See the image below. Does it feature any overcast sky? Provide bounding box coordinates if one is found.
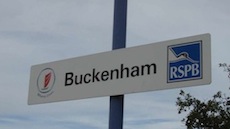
[1,0,230,129]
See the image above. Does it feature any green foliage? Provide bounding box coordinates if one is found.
[176,90,230,129]
[176,63,230,128]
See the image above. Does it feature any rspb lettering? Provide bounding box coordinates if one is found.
[168,41,202,82]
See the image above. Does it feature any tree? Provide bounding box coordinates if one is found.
[219,63,230,79]
[176,63,230,129]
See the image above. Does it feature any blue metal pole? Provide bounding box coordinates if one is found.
[109,0,127,129]
[112,0,127,50]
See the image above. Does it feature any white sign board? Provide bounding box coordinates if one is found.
[28,34,211,105]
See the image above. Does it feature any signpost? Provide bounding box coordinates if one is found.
[109,0,127,129]
[28,33,211,105]
[28,1,211,129]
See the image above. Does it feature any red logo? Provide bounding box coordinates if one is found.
[37,68,55,96]
[44,72,51,89]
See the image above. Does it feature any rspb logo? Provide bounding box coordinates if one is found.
[167,41,202,83]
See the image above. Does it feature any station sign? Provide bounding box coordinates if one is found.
[28,34,211,105]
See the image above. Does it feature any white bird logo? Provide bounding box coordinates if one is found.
[169,48,199,63]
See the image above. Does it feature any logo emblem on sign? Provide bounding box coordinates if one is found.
[37,68,55,97]
[167,41,202,83]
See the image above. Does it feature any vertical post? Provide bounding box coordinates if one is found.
[109,0,127,129]
[112,0,127,49]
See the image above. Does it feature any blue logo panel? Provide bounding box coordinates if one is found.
[167,41,202,83]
